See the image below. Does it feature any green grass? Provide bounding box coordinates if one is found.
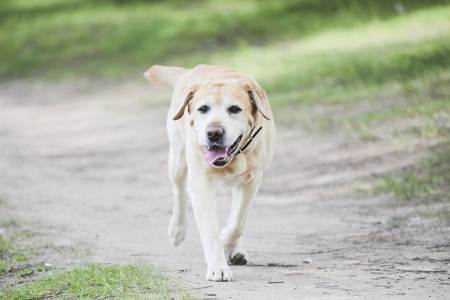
[1,220,19,228]
[12,253,29,263]
[0,224,48,279]
[372,142,450,204]
[200,6,450,111]
[1,0,448,82]
[0,225,193,299]
[0,263,193,300]
[0,235,14,266]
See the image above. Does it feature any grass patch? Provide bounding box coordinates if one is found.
[386,218,402,229]
[372,142,450,205]
[373,174,438,202]
[0,235,14,265]
[0,223,48,280]
[1,220,19,228]
[13,254,29,263]
[0,222,193,299]
[415,207,450,223]
[0,263,193,300]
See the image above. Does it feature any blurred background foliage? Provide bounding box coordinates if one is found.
[1,0,449,82]
[2,0,449,124]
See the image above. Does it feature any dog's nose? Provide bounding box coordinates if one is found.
[206,127,224,142]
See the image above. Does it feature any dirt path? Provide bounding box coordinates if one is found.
[0,81,449,299]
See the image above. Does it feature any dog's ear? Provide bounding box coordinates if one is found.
[243,81,271,120]
[173,87,196,120]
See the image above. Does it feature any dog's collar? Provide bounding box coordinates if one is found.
[235,126,263,157]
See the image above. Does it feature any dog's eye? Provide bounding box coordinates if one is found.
[198,105,210,114]
[228,105,242,114]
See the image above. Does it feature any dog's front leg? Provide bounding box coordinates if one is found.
[221,173,263,265]
[188,177,233,282]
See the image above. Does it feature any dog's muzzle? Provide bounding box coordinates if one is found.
[204,135,242,168]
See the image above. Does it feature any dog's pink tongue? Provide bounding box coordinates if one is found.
[205,146,228,164]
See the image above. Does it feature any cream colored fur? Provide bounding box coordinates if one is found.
[145,64,276,281]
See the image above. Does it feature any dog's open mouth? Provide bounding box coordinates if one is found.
[204,135,242,167]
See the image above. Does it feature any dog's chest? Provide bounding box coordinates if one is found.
[216,155,260,187]
[219,169,256,187]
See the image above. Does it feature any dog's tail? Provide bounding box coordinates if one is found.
[144,65,188,88]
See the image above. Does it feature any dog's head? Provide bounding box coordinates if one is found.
[173,79,270,168]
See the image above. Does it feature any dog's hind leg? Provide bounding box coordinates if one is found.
[221,173,263,265]
[167,143,188,247]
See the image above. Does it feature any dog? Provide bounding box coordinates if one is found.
[144,64,276,281]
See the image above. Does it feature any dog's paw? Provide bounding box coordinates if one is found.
[230,251,248,265]
[168,219,187,247]
[206,265,233,282]
[223,238,249,265]
[226,246,249,265]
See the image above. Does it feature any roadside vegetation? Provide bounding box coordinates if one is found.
[1,0,449,296]
[0,220,53,295]
[1,263,193,300]
[0,220,38,278]
[0,219,193,299]
[372,142,450,206]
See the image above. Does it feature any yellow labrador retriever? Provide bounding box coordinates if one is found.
[144,64,275,281]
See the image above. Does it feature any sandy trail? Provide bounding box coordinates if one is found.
[0,81,449,299]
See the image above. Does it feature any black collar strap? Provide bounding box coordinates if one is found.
[235,126,263,156]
